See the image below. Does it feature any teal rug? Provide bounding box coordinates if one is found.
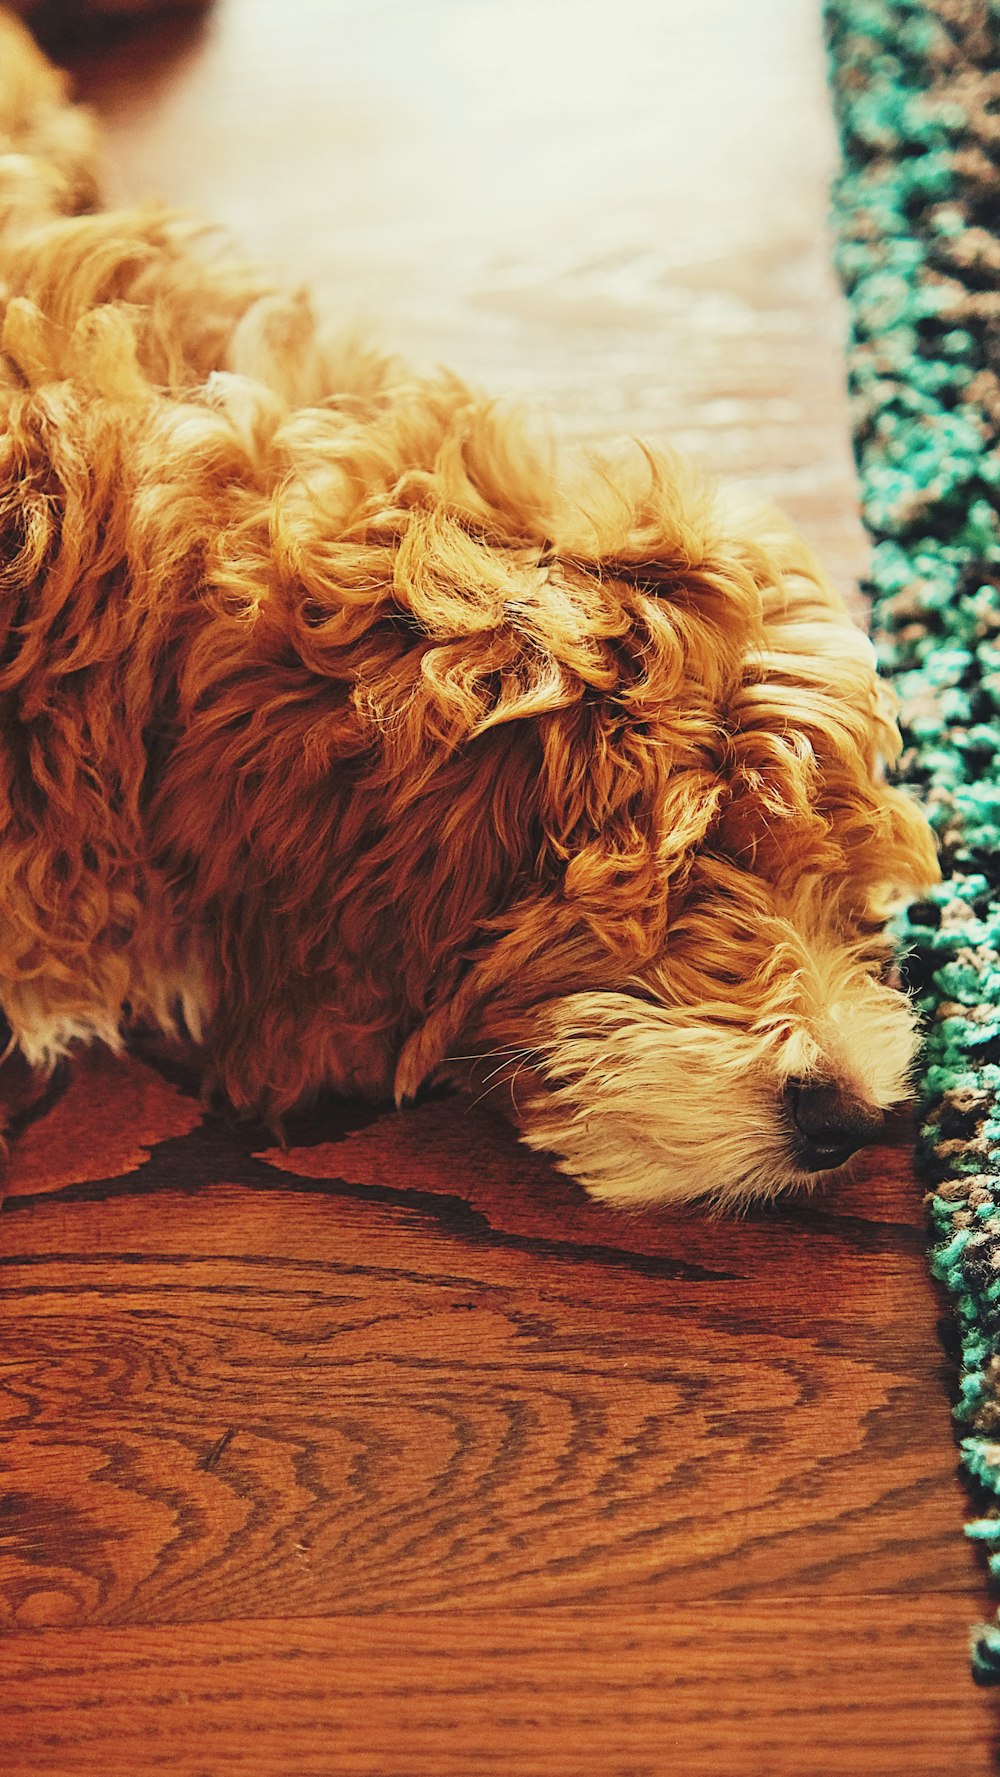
[826,0,1000,1682]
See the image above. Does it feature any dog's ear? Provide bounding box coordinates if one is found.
[387,531,775,1103]
[527,667,725,962]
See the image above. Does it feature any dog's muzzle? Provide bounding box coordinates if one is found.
[784,1079,885,1171]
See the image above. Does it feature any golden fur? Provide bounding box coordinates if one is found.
[0,11,938,1206]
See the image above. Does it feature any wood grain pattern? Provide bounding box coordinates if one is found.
[0,1604,993,1777]
[0,1159,977,1625]
[2,0,999,1771]
[2,1052,1000,1772]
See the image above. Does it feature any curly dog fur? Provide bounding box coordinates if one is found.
[0,10,938,1207]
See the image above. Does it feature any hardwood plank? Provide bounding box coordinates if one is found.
[1,1605,995,1777]
[0,1074,984,1627]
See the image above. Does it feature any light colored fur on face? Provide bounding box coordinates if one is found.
[0,10,938,1207]
[489,911,924,1210]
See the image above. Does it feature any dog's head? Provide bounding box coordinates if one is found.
[473,874,928,1211]
[389,456,937,1209]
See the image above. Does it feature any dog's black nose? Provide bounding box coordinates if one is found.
[784,1080,885,1171]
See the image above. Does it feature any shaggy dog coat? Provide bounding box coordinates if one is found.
[0,10,938,1206]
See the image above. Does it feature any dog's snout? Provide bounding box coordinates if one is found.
[784,1080,885,1171]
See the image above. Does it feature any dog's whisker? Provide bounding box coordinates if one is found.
[479,1051,538,1086]
[465,1048,542,1108]
[442,1045,535,1066]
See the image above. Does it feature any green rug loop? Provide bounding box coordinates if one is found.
[825,0,1000,1682]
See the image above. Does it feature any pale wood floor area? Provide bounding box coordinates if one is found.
[2,1,999,1772]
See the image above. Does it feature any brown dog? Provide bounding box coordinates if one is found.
[0,10,938,1206]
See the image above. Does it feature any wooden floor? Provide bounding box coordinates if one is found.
[2,0,999,1771]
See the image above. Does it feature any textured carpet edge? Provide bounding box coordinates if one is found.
[825,0,1000,1683]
